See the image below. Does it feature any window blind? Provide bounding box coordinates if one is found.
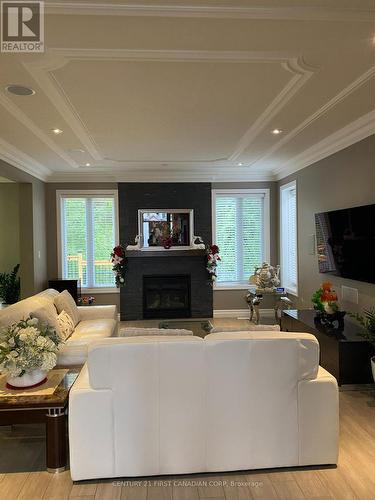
[215,193,265,283]
[60,194,116,288]
[280,182,298,293]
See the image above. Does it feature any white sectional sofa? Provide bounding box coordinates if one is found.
[69,332,339,481]
[0,289,118,365]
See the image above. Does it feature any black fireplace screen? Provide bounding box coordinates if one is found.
[143,275,191,319]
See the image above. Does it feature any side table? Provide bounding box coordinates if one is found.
[245,288,293,324]
[0,367,80,472]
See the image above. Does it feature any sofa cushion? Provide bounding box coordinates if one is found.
[56,318,117,366]
[54,290,80,327]
[73,318,117,340]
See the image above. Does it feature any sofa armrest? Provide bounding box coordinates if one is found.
[77,305,117,322]
[298,366,339,466]
[69,364,114,480]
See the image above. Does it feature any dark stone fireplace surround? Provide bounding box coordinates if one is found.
[119,183,213,321]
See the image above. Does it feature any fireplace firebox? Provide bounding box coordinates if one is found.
[143,275,191,319]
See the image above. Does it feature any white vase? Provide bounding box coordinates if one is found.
[7,369,47,389]
[371,357,375,383]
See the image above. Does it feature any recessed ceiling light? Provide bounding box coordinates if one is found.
[271,128,283,135]
[6,84,35,96]
[238,162,243,166]
[52,128,63,135]
[85,163,91,167]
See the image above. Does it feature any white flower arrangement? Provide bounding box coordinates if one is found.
[0,317,63,378]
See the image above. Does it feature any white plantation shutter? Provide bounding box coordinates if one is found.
[214,191,268,284]
[280,181,298,294]
[59,192,117,288]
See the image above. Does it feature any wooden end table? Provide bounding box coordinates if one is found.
[0,367,80,473]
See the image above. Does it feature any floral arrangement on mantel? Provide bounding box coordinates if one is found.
[0,317,63,388]
[111,244,126,287]
[206,244,221,285]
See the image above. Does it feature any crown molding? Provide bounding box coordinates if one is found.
[46,165,274,183]
[45,3,375,22]
[22,56,102,161]
[249,64,375,169]
[273,108,375,180]
[0,138,50,182]
[228,57,316,161]
[48,47,295,63]
[0,91,79,169]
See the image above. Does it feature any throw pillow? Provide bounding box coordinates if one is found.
[31,305,62,338]
[54,290,80,327]
[57,310,75,340]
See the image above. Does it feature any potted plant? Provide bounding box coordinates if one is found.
[349,308,375,382]
[0,317,63,389]
[0,264,20,305]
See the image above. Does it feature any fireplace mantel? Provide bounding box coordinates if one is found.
[125,249,206,258]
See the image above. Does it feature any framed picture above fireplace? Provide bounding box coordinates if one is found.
[138,209,194,249]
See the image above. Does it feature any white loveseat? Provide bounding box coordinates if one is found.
[0,289,118,366]
[69,332,339,481]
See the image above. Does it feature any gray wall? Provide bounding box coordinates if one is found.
[0,160,47,297]
[0,183,20,273]
[212,181,278,311]
[279,134,375,313]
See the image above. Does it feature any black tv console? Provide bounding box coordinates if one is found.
[281,309,375,386]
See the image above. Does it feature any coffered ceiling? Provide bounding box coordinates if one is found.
[1,0,375,182]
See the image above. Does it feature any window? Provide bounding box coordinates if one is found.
[280,181,298,295]
[57,191,118,290]
[212,189,270,286]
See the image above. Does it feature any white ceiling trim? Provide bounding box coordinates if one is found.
[250,63,375,168]
[46,167,274,183]
[45,2,375,22]
[228,57,316,161]
[274,108,375,180]
[22,55,102,161]
[49,48,296,63]
[24,48,315,167]
[0,138,50,181]
[0,91,79,169]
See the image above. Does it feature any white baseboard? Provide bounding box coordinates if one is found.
[213,308,274,318]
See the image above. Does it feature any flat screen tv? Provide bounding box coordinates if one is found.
[315,203,375,284]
